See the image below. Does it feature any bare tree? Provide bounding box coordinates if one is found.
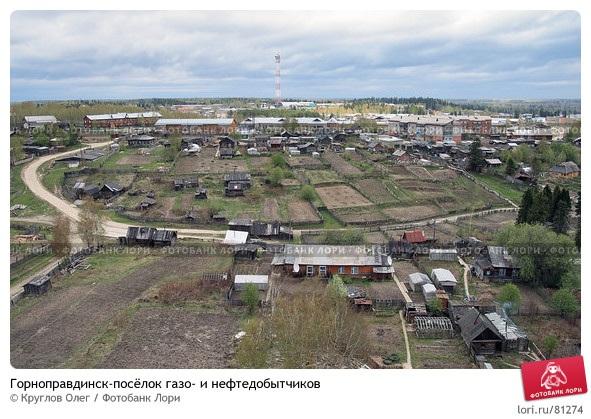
[77,199,106,248]
[50,215,72,257]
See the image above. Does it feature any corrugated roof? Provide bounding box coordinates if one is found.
[431,268,458,285]
[86,112,161,120]
[271,244,390,267]
[155,118,234,126]
[403,230,426,243]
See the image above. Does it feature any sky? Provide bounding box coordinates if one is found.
[9,9,582,102]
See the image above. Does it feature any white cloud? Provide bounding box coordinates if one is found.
[10,10,581,100]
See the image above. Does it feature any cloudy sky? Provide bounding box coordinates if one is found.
[10,10,581,102]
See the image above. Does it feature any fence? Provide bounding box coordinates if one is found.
[10,244,50,268]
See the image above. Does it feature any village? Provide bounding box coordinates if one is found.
[10,102,581,370]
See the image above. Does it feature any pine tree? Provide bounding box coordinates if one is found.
[516,187,534,224]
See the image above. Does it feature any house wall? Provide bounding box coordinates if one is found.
[299,264,385,279]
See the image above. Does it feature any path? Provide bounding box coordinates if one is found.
[457,256,471,299]
[19,143,225,241]
[399,310,413,369]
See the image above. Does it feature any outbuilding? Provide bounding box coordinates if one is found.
[234,275,269,291]
[408,272,431,292]
[431,268,458,293]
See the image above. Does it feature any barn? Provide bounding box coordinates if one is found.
[431,268,458,293]
[408,272,431,292]
[23,275,52,296]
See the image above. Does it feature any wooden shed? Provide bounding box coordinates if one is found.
[23,275,52,296]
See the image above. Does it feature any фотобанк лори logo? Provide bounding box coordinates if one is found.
[521,356,587,401]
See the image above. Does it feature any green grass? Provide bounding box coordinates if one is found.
[10,252,55,286]
[10,164,57,216]
[472,172,524,204]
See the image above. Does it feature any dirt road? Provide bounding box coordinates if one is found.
[20,143,225,241]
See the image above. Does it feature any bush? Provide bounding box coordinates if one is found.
[551,288,579,318]
[496,283,521,315]
[241,283,260,313]
[300,185,316,201]
[543,334,559,357]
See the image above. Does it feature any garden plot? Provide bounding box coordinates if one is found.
[306,169,344,185]
[99,309,238,369]
[381,204,443,222]
[286,156,325,169]
[332,207,389,224]
[430,168,459,182]
[287,200,322,224]
[115,153,155,166]
[261,198,280,221]
[323,152,363,175]
[315,185,372,209]
[354,178,398,204]
[248,156,271,171]
[173,147,248,174]
[11,247,230,368]
[388,165,415,180]
[406,165,436,180]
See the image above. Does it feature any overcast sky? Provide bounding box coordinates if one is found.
[10,10,581,102]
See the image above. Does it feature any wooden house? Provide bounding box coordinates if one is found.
[225,181,247,197]
[402,230,426,243]
[194,188,208,199]
[23,275,52,296]
[173,178,199,190]
[151,229,177,247]
[233,243,259,260]
[473,246,520,280]
[100,182,123,199]
[139,197,157,210]
[548,161,580,178]
[126,134,156,147]
[368,142,386,153]
[271,244,394,280]
[121,226,177,247]
[458,308,504,356]
[392,149,410,161]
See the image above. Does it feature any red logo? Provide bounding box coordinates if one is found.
[521,356,587,401]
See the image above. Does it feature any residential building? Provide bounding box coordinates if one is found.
[154,118,236,135]
[473,246,520,280]
[83,112,161,128]
[271,244,394,280]
[548,161,580,178]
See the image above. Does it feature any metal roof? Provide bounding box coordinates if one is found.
[486,246,518,269]
[485,312,527,341]
[234,275,269,284]
[86,112,161,120]
[408,272,431,290]
[431,268,458,285]
[155,118,234,126]
[271,244,390,267]
[223,230,248,245]
[549,161,580,174]
[24,115,58,123]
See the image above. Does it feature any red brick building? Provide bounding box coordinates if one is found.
[83,112,162,128]
[154,118,236,135]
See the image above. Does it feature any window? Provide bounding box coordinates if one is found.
[319,266,327,276]
[351,267,359,275]
[338,267,345,275]
[307,266,314,276]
